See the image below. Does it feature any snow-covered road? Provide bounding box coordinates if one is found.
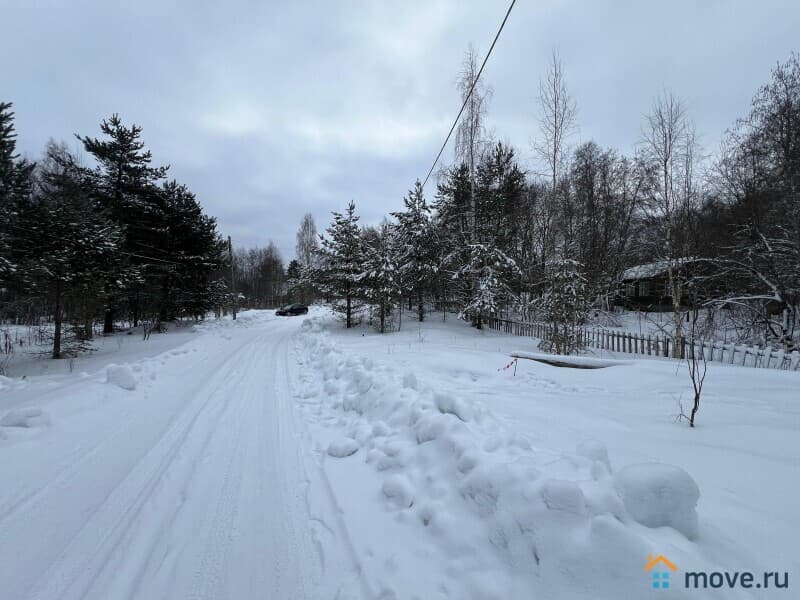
[0,313,326,600]
[2,308,797,599]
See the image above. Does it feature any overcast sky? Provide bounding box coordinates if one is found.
[3,0,798,260]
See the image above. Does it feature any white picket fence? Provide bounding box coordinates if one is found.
[485,317,800,371]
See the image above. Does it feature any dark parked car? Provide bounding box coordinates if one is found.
[276,303,308,316]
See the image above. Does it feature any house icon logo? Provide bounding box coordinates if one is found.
[645,554,679,589]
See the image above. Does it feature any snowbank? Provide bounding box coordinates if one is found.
[614,463,700,539]
[327,437,359,458]
[295,317,708,598]
[105,364,137,390]
[0,407,51,428]
[511,351,633,369]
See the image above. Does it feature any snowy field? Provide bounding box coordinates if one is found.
[1,307,797,599]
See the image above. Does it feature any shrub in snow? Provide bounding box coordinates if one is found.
[106,364,137,390]
[327,438,359,458]
[614,463,700,539]
[0,407,51,428]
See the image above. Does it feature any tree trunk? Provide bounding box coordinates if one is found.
[379,301,385,334]
[83,299,93,340]
[103,303,114,335]
[52,280,62,359]
[346,292,351,329]
[417,289,424,322]
[668,264,683,358]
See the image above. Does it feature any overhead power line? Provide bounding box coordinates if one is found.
[420,0,517,191]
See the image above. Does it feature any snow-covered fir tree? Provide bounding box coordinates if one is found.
[316,200,365,328]
[392,180,437,322]
[454,243,520,329]
[78,114,170,331]
[0,102,34,285]
[536,257,588,355]
[18,142,124,357]
[359,222,401,333]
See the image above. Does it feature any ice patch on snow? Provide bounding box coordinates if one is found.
[327,437,359,458]
[614,462,700,539]
[106,364,137,390]
[0,407,51,428]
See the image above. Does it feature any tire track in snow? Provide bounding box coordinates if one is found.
[2,316,325,600]
[26,333,261,600]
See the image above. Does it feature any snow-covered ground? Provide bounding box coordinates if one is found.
[1,307,797,599]
[0,320,200,378]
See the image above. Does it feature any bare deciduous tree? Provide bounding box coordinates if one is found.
[533,50,578,266]
[639,92,698,357]
[454,44,493,236]
[295,213,318,269]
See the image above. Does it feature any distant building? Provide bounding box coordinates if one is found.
[617,258,700,310]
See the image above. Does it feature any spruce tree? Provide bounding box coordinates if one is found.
[360,222,400,333]
[0,102,34,286]
[316,200,365,328]
[157,180,225,322]
[19,142,123,357]
[392,180,436,322]
[454,243,519,329]
[537,258,588,355]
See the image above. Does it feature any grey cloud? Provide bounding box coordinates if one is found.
[3,0,797,259]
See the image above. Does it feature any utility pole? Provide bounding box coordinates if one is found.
[228,235,237,320]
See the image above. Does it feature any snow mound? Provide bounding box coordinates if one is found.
[106,364,137,390]
[0,407,51,428]
[614,463,700,539]
[327,437,359,458]
[295,320,707,597]
[382,474,415,508]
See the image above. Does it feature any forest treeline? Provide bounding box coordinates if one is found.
[298,51,800,354]
[0,110,230,357]
[2,50,798,359]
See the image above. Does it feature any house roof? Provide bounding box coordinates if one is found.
[645,554,678,572]
[621,257,698,281]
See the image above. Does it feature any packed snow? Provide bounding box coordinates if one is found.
[0,406,50,428]
[105,363,137,390]
[0,307,797,599]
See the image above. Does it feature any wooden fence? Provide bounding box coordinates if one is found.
[485,316,800,371]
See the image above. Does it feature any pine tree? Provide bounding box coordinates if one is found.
[316,200,365,328]
[18,142,123,357]
[0,102,34,286]
[454,243,519,329]
[78,114,168,331]
[434,163,472,314]
[286,259,303,301]
[392,180,436,321]
[537,257,588,355]
[156,180,226,322]
[360,222,400,333]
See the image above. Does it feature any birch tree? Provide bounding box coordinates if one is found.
[533,50,577,265]
[639,92,697,357]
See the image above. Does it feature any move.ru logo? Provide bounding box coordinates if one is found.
[645,554,679,590]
